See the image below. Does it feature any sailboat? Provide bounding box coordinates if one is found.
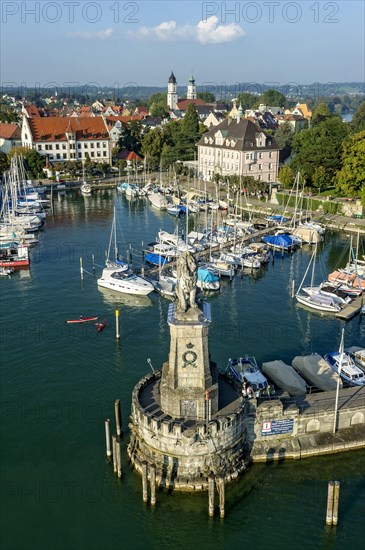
[295,245,345,313]
[80,162,92,195]
[97,207,154,296]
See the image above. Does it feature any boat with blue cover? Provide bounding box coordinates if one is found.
[262,233,297,252]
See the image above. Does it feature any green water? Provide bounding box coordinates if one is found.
[1,191,364,550]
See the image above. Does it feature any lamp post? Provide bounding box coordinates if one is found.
[333,328,345,434]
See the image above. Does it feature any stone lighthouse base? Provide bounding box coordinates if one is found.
[127,371,248,491]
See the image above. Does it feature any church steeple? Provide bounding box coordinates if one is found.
[167,70,178,109]
[187,72,197,100]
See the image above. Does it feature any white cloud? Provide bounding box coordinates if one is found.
[67,28,113,40]
[128,16,245,44]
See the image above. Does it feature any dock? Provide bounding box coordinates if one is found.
[336,294,365,320]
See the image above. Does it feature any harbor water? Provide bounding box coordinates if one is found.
[1,190,364,550]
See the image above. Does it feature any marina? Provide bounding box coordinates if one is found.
[1,188,364,549]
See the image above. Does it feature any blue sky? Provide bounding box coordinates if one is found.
[1,1,364,90]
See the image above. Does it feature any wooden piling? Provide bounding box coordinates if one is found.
[80,257,84,279]
[92,254,95,274]
[218,476,225,519]
[112,435,118,473]
[115,437,122,478]
[332,481,340,526]
[115,309,120,340]
[142,461,148,503]
[114,399,123,438]
[208,473,215,517]
[150,464,156,506]
[326,481,334,525]
[291,279,295,298]
[105,418,112,457]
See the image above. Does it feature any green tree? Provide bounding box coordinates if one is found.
[117,121,143,154]
[0,151,10,178]
[278,165,295,187]
[291,117,349,188]
[197,92,216,103]
[180,104,200,159]
[312,166,327,190]
[311,102,333,126]
[148,93,167,107]
[335,130,365,201]
[8,146,46,178]
[141,127,166,170]
[255,89,287,108]
[274,122,293,150]
[350,101,365,134]
[236,92,257,110]
[149,100,169,118]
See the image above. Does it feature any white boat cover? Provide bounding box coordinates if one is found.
[262,360,307,396]
[292,354,342,391]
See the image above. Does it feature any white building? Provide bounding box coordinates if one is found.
[167,71,178,110]
[21,115,111,163]
[187,74,197,100]
[197,117,280,183]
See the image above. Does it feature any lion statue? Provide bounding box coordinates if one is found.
[176,251,198,312]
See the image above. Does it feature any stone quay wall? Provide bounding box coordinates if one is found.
[127,371,247,491]
[246,386,365,462]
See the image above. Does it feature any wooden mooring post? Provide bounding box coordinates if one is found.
[218,476,225,519]
[80,257,84,279]
[150,464,156,506]
[332,481,340,526]
[326,481,335,525]
[142,461,148,503]
[114,399,123,438]
[112,435,118,474]
[115,437,122,478]
[208,473,215,517]
[291,279,295,298]
[105,418,112,458]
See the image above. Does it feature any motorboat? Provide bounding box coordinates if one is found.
[0,243,30,268]
[207,257,235,277]
[148,192,169,210]
[227,356,268,394]
[158,231,196,254]
[324,351,365,386]
[262,233,297,252]
[345,347,365,372]
[80,183,92,195]
[196,266,220,290]
[292,354,341,391]
[262,360,307,396]
[97,265,154,296]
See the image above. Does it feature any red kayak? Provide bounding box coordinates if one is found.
[66,316,98,324]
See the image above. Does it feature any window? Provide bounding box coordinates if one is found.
[246,153,249,160]
[78,143,81,149]
[84,143,88,148]
[91,152,95,157]
[55,144,59,150]
[62,144,66,150]
[78,152,82,158]
[259,152,263,159]
[269,152,273,158]
[63,153,66,159]
[56,153,60,159]
[97,142,100,148]
[249,165,252,171]
[259,164,262,170]
[49,155,53,160]
[25,133,28,140]
[90,143,94,149]
[102,142,107,148]
[258,175,262,181]
[38,145,42,151]
[268,174,272,181]
[269,163,272,169]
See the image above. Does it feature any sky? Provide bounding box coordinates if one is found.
[1,0,364,93]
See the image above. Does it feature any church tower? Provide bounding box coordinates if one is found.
[187,74,197,100]
[167,70,178,110]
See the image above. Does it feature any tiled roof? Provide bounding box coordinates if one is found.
[0,123,21,140]
[197,118,280,151]
[176,98,207,110]
[116,150,143,161]
[24,104,41,117]
[105,115,144,128]
[295,103,312,118]
[28,116,109,142]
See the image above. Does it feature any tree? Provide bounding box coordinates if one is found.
[197,92,215,103]
[350,102,365,134]
[335,131,365,201]
[274,122,294,150]
[149,100,169,118]
[8,146,46,178]
[311,102,333,126]
[290,117,349,188]
[278,165,295,187]
[180,104,200,160]
[236,92,257,111]
[148,93,167,107]
[312,166,327,190]
[117,121,143,154]
[255,89,287,108]
[0,151,10,178]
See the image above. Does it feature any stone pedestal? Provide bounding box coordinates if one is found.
[160,303,218,421]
